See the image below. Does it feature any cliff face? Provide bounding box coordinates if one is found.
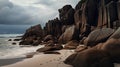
[20,0,120,45]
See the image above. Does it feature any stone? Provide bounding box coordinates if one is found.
[12,42,17,45]
[14,39,21,41]
[43,35,55,42]
[20,24,43,46]
[59,5,75,25]
[109,27,120,39]
[58,25,79,44]
[100,38,120,63]
[36,44,63,52]
[64,40,79,49]
[8,39,12,41]
[65,48,114,67]
[75,45,87,52]
[84,28,114,47]
[43,18,62,38]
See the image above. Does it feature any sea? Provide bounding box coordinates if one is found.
[0,34,42,59]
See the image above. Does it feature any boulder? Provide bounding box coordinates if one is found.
[43,35,55,42]
[59,5,75,25]
[8,39,12,41]
[58,25,79,44]
[64,40,79,49]
[12,42,17,45]
[65,48,114,67]
[36,44,63,52]
[84,28,114,47]
[14,39,21,41]
[36,46,52,52]
[43,18,62,38]
[20,24,43,46]
[109,27,120,39]
[100,38,120,63]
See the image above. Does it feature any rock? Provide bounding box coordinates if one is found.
[36,44,63,52]
[59,25,79,44]
[43,35,56,43]
[59,5,75,25]
[14,39,21,41]
[106,1,118,28]
[64,40,79,49]
[64,53,78,65]
[26,54,33,58]
[36,46,52,52]
[118,2,120,20]
[44,51,61,54]
[12,42,16,45]
[84,28,114,47]
[20,24,43,46]
[109,27,120,39]
[100,38,120,63]
[52,44,63,50]
[86,0,99,26]
[65,48,114,67]
[8,39,12,41]
[43,18,62,38]
[75,45,88,52]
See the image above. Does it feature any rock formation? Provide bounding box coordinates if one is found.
[19,24,43,46]
[18,0,120,67]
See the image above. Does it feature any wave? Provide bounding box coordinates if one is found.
[0,34,23,38]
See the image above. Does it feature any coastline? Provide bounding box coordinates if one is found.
[2,49,74,67]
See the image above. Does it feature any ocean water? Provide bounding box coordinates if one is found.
[0,34,43,59]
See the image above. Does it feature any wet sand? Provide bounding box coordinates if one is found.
[2,50,74,67]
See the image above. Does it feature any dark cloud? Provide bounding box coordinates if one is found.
[0,0,40,25]
[0,0,80,34]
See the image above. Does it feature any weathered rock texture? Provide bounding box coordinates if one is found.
[19,24,43,46]
[20,0,120,46]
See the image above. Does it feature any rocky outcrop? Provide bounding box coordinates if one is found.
[59,5,75,25]
[43,18,62,38]
[20,24,43,46]
[58,25,79,44]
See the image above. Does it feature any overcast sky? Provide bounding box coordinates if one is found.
[0,0,79,34]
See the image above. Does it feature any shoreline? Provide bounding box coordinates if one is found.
[2,49,74,67]
[1,49,120,67]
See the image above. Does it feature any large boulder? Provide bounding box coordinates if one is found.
[58,25,79,44]
[84,28,114,47]
[100,38,120,63]
[43,18,62,38]
[64,48,114,67]
[96,28,120,63]
[64,40,79,49]
[20,24,43,46]
[59,5,75,25]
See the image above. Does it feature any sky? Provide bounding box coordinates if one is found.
[0,0,79,34]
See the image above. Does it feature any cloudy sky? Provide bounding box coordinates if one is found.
[0,0,79,34]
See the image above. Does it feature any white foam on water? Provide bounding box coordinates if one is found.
[0,34,44,59]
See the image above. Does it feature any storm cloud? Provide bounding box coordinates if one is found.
[0,0,79,34]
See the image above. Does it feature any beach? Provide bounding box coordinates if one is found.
[2,50,74,67]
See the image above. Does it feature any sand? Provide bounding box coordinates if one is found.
[2,49,120,67]
[2,50,74,67]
